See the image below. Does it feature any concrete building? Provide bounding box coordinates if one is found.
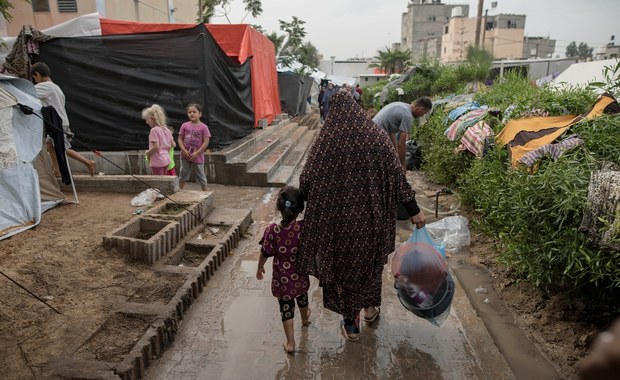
[594,36,619,60]
[482,14,526,60]
[358,73,389,87]
[0,0,198,37]
[401,0,469,60]
[318,59,380,78]
[523,37,556,59]
[441,12,526,62]
[441,13,477,62]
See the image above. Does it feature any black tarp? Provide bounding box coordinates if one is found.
[36,24,254,151]
[277,72,312,116]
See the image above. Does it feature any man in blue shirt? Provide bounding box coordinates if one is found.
[373,97,432,172]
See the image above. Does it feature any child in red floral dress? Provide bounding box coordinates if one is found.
[256,186,311,354]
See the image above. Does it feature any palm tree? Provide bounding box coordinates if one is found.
[368,47,413,75]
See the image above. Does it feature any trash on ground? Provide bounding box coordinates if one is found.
[426,215,471,254]
[475,287,488,294]
[131,188,161,206]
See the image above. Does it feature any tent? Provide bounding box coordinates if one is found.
[36,24,255,150]
[99,18,281,127]
[0,75,64,241]
[553,59,620,90]
[277,72,314,116]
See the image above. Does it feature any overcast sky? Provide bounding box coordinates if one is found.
[212,0,619,60]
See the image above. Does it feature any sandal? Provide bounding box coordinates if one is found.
[363,306,381,324]
[340,320,360,341]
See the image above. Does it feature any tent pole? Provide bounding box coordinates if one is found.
[65,152,79,204]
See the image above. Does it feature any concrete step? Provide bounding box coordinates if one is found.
[266,129,317,187]
[209,119,294,164]
[244,126,309,187]
[226,121,299,169]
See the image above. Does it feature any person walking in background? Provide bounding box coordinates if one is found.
[31,62,96,176]
[256,186,312,354]
[321,82,337,120]
[373,97,433,172]
[178,103,210,191]
[142,104,174,175]
[298,92,426,342]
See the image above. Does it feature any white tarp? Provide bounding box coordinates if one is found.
[0,13,102,60]
[0,75,47,240]
[325,75,356,86]
[553,58,620,90]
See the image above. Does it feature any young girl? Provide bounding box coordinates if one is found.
[178,104,211,191]
[256,186,311,354]
[142,104,174,175]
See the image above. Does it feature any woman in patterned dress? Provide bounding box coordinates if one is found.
[298,92,426,341]
[256,186,311,354]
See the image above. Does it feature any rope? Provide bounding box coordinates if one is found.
[16,103,215,234]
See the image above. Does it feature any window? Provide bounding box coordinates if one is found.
[507,20,518,29]
[444,25,449,34]
[32,0,50,12]
[428,16,436,22]
[485,21,494,30]
[57,0,78,12]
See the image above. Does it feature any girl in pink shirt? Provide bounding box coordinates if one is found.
[178,104,211,190]
[142,104,174,175]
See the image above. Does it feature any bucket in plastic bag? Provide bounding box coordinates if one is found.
[391,238,455,326]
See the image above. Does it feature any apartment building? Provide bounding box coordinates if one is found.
[441,12,526,62]
[0,0,199,37]
[523,37,556,59]
[401,0,470,60]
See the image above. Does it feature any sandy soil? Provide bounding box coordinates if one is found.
[0,181,596,379]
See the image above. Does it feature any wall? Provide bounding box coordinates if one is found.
[1,0,197,37]
[441,16,477,62]
[523,37,556,59]
[318,59,379,77]
[401,2,469,60]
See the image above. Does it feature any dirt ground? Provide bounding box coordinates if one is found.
[0,179,596,379]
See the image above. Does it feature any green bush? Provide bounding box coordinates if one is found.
[361,79,388,110]
[415,107,474,186]
[421,69,620,302]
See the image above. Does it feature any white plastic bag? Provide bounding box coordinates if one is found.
[130,188,160,207]
[426,216,471,254]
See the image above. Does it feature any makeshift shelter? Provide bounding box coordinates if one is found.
[553,58,620,90]
[36,24,255,150]
[277,72,314,116]
[497,93,620,167]
[0,75,64,241]
[99,18,281,127]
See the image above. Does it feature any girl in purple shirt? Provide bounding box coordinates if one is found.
[257,186,311,354]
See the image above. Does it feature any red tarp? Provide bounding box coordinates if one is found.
[100,18,281,127]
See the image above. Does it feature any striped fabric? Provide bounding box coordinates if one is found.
[458,121,494,157]
[445,108,488,141]
[518,135,584,167]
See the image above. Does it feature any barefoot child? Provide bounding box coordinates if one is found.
[178,104,210,191]
[256,186,311,354]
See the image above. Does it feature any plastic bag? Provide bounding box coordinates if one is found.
[426,216,471,255]
[407,226,446,258]
[405,140,423,170]
[130,188,160,207]
[391,228,455,326]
